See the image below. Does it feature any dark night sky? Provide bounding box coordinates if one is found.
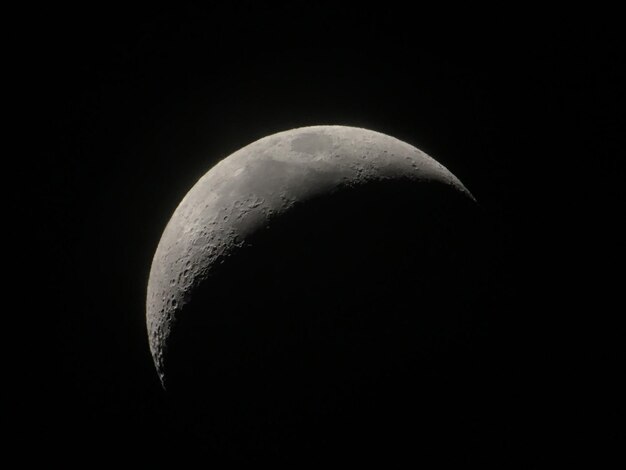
[18,4,624,465]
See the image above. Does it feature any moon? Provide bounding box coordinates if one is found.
[146,125,488,459]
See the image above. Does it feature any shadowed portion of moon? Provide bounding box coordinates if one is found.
[147,126,495,462]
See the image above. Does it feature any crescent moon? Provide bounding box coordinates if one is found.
[147,125,477,401]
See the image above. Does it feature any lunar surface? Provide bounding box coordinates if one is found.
[146,125,490,460]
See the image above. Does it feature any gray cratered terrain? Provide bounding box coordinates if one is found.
[146,125,488,459]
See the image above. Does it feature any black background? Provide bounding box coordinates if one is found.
[20,4,623,465]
